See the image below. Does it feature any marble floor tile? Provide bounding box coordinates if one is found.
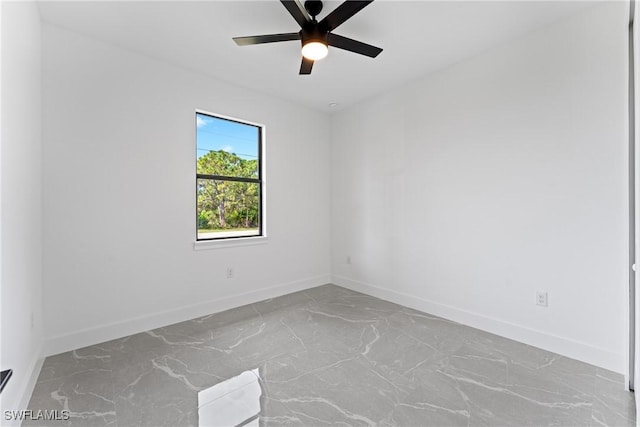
[302,283,360,303]
[261,357,404,426]
[388,368,473,427]
[111,349,201,427]
[386,307,473,355]
[252,290,316,317]
[358,318,446,381]
[25,284,635,426]
[443,360,593,426]
[36,344,112,383]
[591,369,636,427]
[24,368,116,427]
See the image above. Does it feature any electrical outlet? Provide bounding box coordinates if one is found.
[226,268,234,279]
[346,255,351,265]
[536,291,548,307]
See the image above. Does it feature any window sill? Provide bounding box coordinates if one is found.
[193,236,268,251]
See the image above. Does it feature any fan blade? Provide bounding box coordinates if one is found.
[327,33,382,58]
[319,1,373,32]
[281,0,311,27]
[300,57,314,74]
[233,33,301,46]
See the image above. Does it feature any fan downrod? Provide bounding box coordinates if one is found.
[304,1,323,19]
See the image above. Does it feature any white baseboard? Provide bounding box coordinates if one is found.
[332,274,624,374]
[43,272,624,373]
[44,275,330,357]
[636,392,640,427]
[0,343,44,427]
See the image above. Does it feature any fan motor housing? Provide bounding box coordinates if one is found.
[300,24,327,46]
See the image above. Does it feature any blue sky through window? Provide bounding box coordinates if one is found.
[196,113,259,161]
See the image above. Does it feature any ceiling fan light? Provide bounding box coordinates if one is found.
[302,41,328,60]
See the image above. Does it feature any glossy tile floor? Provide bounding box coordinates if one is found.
[26,284,635,426]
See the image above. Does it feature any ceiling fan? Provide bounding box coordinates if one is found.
[233,0,383,75]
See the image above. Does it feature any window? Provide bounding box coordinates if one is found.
[196,112,263,241]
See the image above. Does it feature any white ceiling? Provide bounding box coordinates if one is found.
[37,0,600,113]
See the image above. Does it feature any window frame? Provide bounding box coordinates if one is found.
[194,110,266,244]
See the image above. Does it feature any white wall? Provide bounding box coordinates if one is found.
[42,24,331,354]
[0,1,45,420]
[633,0,640,397]
[331,2,629,373]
